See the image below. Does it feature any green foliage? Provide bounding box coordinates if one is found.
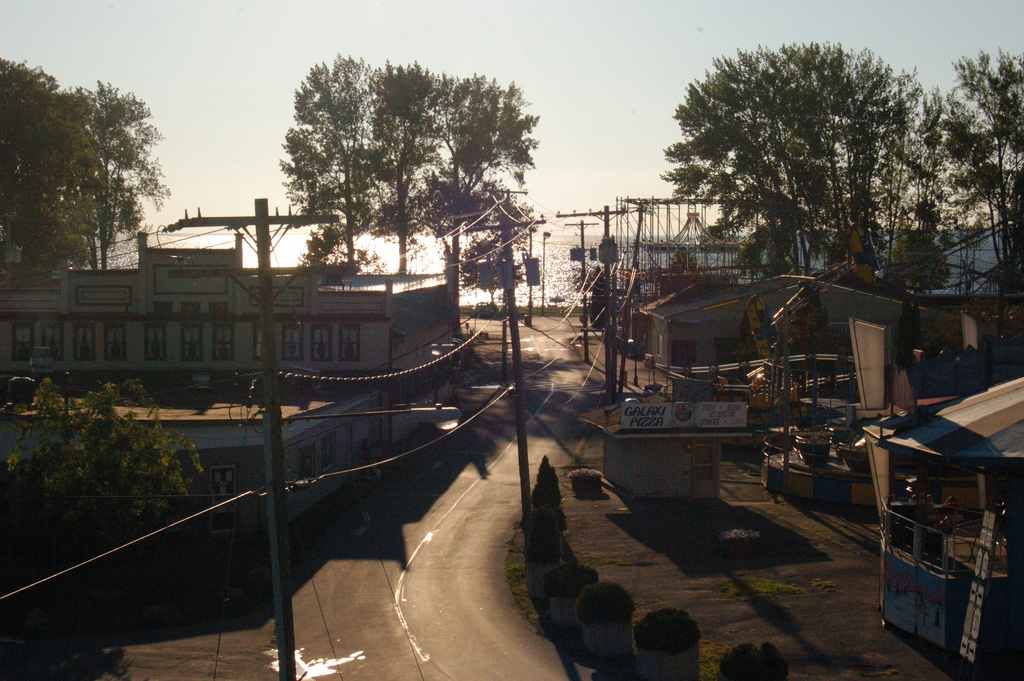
[525,506,561,564]
[8,379,200,550]
[634,608,701,654]
[890,230,952,291]
[533,455,561,509]
[576,581,634,625]
[543,562,598,598]
[81,81,168,270]
[719,642,788,681]
[0,59,95,272]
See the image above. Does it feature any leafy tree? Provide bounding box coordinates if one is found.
[664,44,917,275]
[944,51,1024,288]
[282,56,378,266]
[81,82,168,270]
[459,232,525,305]
[372,62,439,274]
[8,379,200,551]
[0,59,94,272]
[890,229,951,291]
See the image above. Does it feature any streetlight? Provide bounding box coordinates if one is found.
[541,231,552,316]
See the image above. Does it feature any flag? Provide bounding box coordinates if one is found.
[741,295,775,358]
[850,224,878,285]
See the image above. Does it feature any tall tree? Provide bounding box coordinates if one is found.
[664,44,917,275]
[0,59,94,272]
[944,51,1024,286]
[82,81,168,270]
[372,62,439,274]
[282,56,377,266]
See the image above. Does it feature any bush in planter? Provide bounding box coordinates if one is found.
[718,642,788,681]
[544,562,598,628]
[525,507,562,597]
[635,608,701,681]
[577,581,635,657]
[534,456,562,508]
[568,467,602,494]
[531,484,566,529]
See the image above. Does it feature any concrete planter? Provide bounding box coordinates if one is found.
[636,645,699,681]
[526,562,558,598]
[548,596,578,628]
[571,475,602,496]
[581,620,633,657]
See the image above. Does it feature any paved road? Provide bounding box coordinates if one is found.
[5,317,604,681]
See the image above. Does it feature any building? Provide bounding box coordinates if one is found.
[0,234,457,534]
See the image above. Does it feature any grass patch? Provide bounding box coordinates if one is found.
[811,578,838,592]
[700,639,730,681]
[719,577,805,599]
[504,530,542,631]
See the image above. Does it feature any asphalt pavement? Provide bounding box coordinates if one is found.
[4,317,605,681]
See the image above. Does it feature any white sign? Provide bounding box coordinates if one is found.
[619,402,748,430]
[620,403,674,429]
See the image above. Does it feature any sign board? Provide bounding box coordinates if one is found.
[619,402,748,430]
[154,265,227,295]
[76,285,132,306]
[959,510,997,663]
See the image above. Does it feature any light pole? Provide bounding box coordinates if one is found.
[541,231,551,316]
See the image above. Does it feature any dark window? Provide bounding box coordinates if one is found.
[181,324,202,361]
[252,324,262,361]
[153,301,173,316]
[12,323,33,361]
[145,324,167,361]
[180,301,202,317]
[210,466,236,533]
[73,324,95,361]
[209,301,229,319]
[213,324,234,360]
[39,323,62,360]
[339,325,360,361]
[282,323,302,361]
[105,324,126,361]
[311,325,331,361]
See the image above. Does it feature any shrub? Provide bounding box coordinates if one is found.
[526,507,562,564]
[576,582,634,625]
[544,562,598,598]
[534,456,562,508]
[634,608,701,654]
[719,642,788,681]
[568,467,601,480]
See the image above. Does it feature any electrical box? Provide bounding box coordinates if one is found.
[598,237,618,265]
[570,247,585,262]
[524,257,540,285]
[589,247,597,261]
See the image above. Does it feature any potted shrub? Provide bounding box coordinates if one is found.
[634,608,701,681]
[576,581,635,657]
[718,642,788,681]
[544,562,598,628]
[531,484,566,530]
[569,467,603,496]
[718,529,760,560]
[535,456,562,508]
[526,507,562,598]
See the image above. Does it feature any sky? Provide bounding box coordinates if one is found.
[2,0,1021,267]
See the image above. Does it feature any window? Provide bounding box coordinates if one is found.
[39,322,62,360]
[105,324,126,361]
[209,301,228,319]
[73,324,96,361]
[339,325,360,361]
[311,324,331,361]
[319,432,336,471]
[153,301,173,315]
[252,324,262,361]
[12,323,33,361]
[210,465,236,533]
[144,324,167,361]
[282,323,302,361]
[181,324,202,361]
[180,301,201,317]
[213,324,234,360]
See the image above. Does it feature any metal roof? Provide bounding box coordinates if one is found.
[872,376,1024,472]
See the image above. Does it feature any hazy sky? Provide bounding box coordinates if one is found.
[3,0,1021,265]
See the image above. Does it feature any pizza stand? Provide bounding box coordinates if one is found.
[861,376,1024,659]
[583,401,749,499]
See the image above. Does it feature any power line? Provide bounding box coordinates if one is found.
[0,490,259,602]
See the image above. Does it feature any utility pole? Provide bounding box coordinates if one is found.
[167,199,336,681]
[501,193,533,528]
[527,227,534,327]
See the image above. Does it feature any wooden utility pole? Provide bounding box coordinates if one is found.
[168,199,336,681]
[501,194,533,528]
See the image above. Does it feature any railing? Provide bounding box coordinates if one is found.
[883,507,1005,577]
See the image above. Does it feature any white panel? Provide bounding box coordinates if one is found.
[850,318,887,410]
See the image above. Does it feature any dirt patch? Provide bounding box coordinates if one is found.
[503,528,542,631]
[720,577,805,599]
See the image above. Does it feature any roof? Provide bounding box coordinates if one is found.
[866,376,1024,472]
[644,275,812,321]
[391,285,452,336]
